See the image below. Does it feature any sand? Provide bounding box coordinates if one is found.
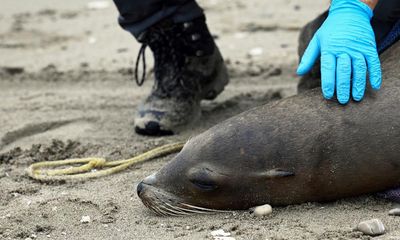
[1,0,400,239]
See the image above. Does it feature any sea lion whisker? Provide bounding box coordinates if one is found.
[158,204,183,216]
[151,194,187,216]
[163,202,190,215]
[147,204,163,215]
[181,203,225,213]
[142,199,152,208]
[151,204,168,216]
[146,204,158,214]
[180,205,216,214]
[172,205,200,214]
[157,199,190,215]
[173,205,207,214]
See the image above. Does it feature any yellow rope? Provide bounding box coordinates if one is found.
[26,142,185,182]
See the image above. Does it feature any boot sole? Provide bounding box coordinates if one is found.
[134,122,174,136]
[134,105,201,136]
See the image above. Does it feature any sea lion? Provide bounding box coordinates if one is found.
[136,17,400,215]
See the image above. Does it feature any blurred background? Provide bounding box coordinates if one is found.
[0,0,328,71]
[0,0,329,152]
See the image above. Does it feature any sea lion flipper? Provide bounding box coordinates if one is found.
[264,169,295,179]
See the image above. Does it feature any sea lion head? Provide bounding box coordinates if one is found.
[137,129,295,216]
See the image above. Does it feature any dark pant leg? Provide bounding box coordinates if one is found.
[113,0,204,38]
[372,0,400,45]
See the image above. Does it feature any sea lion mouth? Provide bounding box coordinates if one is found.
[137,182,225,216]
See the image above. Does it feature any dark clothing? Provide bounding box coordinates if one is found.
[113,0,400,42]
[113,0,203,38]
[373,0,400,44]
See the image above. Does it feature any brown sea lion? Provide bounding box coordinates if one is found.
[136,16,400,215]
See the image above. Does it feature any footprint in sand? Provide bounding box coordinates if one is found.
[0,118,94,153]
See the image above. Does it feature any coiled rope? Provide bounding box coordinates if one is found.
[26,142,185,182]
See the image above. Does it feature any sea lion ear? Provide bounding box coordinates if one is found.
[263,168,295,178]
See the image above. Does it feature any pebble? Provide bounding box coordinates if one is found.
[211,229,236,239]
[356,219,385,236]
[211,229,231,237]
[248,47,263,57]
[252,204,273,217]
[88,37,97,44]
[87,1,110,10]
[80,215,91,223]
[389,208,400,216]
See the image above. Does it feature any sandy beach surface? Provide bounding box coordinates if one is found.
[1,0,400,239]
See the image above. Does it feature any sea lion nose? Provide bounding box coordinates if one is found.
[137,173,157,196]
[142,172,157,185]
[137,182,145,195]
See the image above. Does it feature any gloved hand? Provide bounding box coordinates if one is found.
[297,0,382,104]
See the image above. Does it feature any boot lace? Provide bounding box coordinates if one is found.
[134,24,199,98]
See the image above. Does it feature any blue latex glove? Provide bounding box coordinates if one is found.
[297,0,382,104]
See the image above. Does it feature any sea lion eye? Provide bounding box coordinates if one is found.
[188,169,218,191]
[190,178,217,191]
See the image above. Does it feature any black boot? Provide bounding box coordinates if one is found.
[133,16,229,136]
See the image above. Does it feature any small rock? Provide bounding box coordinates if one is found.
[211,229,236,239]
[389,208,400,216]
[248,47,263,57]
[80,215,91,223]
[87,1,110,10]
[357,219,385,236]
[11,192,19,198]
[211,229,230,237]
[88,37,97,44]
[252,204,273,217]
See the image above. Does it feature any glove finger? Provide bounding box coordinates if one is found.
[366,50,382,90]
[351,53,367,102]
[321,53,336,100]
[297,35,320,75]
[336,53,351,104]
